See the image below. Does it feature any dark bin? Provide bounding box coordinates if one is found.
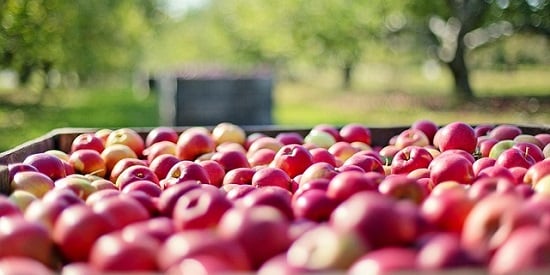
[157,70,273,126]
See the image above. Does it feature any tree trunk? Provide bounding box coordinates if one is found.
[447,30,474,101]
[342,61,353,90]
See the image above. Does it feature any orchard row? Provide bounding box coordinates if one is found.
[1,121,550,274]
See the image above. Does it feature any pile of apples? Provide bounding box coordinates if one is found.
[2,120,550,274]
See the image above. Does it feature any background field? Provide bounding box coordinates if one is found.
[0,66,548,152]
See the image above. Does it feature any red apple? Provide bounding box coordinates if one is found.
[145,126,178,147]
[157,181,202,217]
[435,121,476,154]
[211,150,251,172]
[53,204,116,262]
[513,141,545,163]
[89,231,158,272]
[328,141,361,163]
[468,176,516,201]
[105,128,145,157]
[312,124,342,142]
[252,167,293,190]
[121,216,175,244]
[54,175,97,200]
[69,149,107,178]
[420,186,475,233]
[514,134,544,149]
[342,153,384,174]
[349,247,418,275]
[270,144,313,178]
[115,165,159,190]
[489,124,522,141]
[101,144,138,177]
[417,232,481,270]
[148,154,180,181]
[222,167,256,185]
[143,141,176,164]
[411,119,438,144]
[198,159,226,187]
[237,187,294,220]
[176,129,215,161]
[108,157,147,183]
[489,226,550,274]
[0,195,22,217]
[10,171,54,198]
[390,146,433,175]
[121,180,162,197]
[339,123,372,145]
[172,186,232,230]
[488,139,515,159]
[474,124,494,137]
[0,215,53,266]
[524,159,550,187]
[162,160,210,189]
[292,189,338,222]
[509,166,528,185]
[7,190,37,212]
[217,206,292,269]
[71,133,105,153]
[326,171,382,203]
[299,162,339,185]
[394,128,430,149]
[472,157,496,176]
[477,137,499,158]
[247,148,276,167]
[92,195,150,230]
[275,132,304,145]
[0,257,54,275]
[429,154,475,186]
[536,133,550,147]
[495,147,535,169]
[23,152,67,181]
[378,174,427,204]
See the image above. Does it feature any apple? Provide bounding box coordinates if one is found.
[198,159,226,187]
[41,187,83,207]
[417,232,481,270]
[509,166,528,185]
[224,184,257,201]
[148,154,180,181]
[211,122,246,146]
[472,157,496,176]
[145,126,178,147]
[476,165,516,183]
[270,144,313,178]
[222,167,256,185]
[162,161,210,189]
[121,216,175,244]
[0,215,53,266]
[543,143,550,158]
[299,162,339,185]
[349,247,418,275]
[328,141,361,163]
[211,150,251,172]
[420,186,475,233]
[488,139,515,159]
[429,154,474,186]
[247,136,283,156]
[513,141,545,163]
[292,189,338,222]
[489,226,550,274]
[247,148,277,167]
[342,153,384,174]
[0,257,54,275]
[89,231,158,272]
[0,195,22,217]
[437,149,475,164]
[514,134,544,149]
[339,123,372,145]
[287,224,368,271]
[157,181,202,216]
[468,176,516,201]
[121,180,162,197]
[252,167,293,190]
[489,124,522,141]
[257,254,311,275]
[326,171,382,203]
[158,229,251,272]
[237,187,294,220]
[309,147,337,166]
[100,144,138,177]
[176,129,215,161]
[143,141,177,164]
[8,190,38,212]
[105,128,145,157]
[312,123,342,142]
[92,195,150,230]
[10,171,54,198]
[461,193,525,261]
[390,146,433,175]
[217,205,292,269]
[495,147,535,169]
[378,174,427,204]
[411,119,438,144]
[115,165,159,190]
[394,128,430,149]
[434,121,477,153]
[108,157,146,183]
[23,152,66,181]
[378,144,400,165]
[7,163,39,184]
[53,204,116,262]
[94,128,113,145]
[303,129,336,149]
[474,124,494,137]
[172,186,232,230]
[477,137,499,158]
[329,191,417,249]
[71,132,105,153]
[68,149,107,178]
[525,159,550,186]
[275,132,304,145]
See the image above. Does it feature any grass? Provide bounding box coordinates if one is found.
[0,66,549,152]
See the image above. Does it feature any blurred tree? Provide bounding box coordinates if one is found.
[0,0,161,96]
[407,0,550,100]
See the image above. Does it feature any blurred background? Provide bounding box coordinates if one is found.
[0,0,549,151]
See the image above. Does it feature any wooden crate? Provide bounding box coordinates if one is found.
[0,124,548,195]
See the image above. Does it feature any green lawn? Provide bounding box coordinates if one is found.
[0,66,548,152]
